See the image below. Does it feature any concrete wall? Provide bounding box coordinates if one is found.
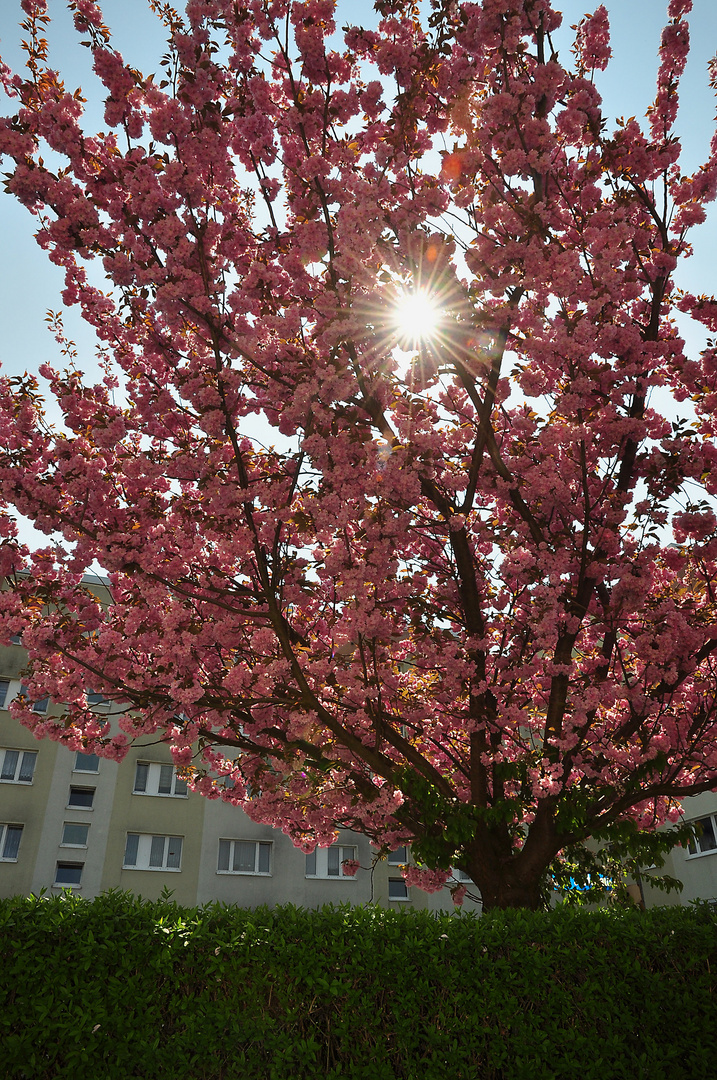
[640,791,717,908]
[3,634,716,914]
[0,635,478,911]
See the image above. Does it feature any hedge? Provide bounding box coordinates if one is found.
[0,892,715,1079]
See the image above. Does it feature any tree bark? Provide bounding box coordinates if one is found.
[475,872,545,912]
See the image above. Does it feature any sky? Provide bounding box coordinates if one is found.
[0,0,715,465]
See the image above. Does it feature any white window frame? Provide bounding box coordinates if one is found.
[388,846,408,865]
[20,685,49,714]
[305,844,357,879]
[67,786,95,810]
[687,814,717,858]
[0,823,23,861]
[388,877,410,901]
[217,839,272,876]
[61,822,90,848]
[74,751,100,773]
[123,833,183,871]
[0,679,47,713]
[133,762,188,798]
[0,747,37,785]
[54,862,83,888]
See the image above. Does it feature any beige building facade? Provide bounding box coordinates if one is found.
[2,632,717,911]
[0,637,476,911]
[641,789,717,908]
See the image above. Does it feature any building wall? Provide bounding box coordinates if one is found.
[0,638,476,911]
[639,791,717,908]
[6,638,716,912]
[0,705,59,898]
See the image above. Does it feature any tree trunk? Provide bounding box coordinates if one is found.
[475,872,545,912]
[466,838,556,911]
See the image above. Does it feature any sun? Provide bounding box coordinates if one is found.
[393,288,441,345]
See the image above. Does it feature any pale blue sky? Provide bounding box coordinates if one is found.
[0,0,715,384]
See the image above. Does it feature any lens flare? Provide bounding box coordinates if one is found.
[393,289,440,344]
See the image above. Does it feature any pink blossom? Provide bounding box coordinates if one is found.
[21,0,47,15]
[575,7,611,72]
[0,0,716,912]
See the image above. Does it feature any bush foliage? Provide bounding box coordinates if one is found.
[0,893,715,1079]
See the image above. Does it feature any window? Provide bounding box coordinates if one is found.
[87,692,109,709]
[61,822,89,848]
[687,815,717,857]
[388,877,409,900]
[306,844,357,879]
[123,833,183,871]
[20,686,48,714]
[55,862,83,887]
[0,824,22,861]
[218,839,271,875]
[74,751,100,773]
[133,762,188,798]
[0,681,46,712]
[10,634,22,646]
[68,787,95,809]
[388,846,408,865]
[0,748,37,784]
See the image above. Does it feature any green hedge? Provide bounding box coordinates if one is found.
[0,893,715,1079]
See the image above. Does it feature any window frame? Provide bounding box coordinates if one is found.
[388,877,410,901]
[132,761,188,798]
[0,823,23,862]
[217,838,272,876]
[19,685,49,714]
[54,862,84,888]
[61,822,90,849]
[305,844,357,880]
[122,833,184,872]
[0,747,38,785]
[67,786,95,810]
[686,814,717,858]
[87,692,110,710]
[73,751,100,773]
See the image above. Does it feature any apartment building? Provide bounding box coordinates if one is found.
[0,635,477,911]
[640,789,717,908]
[2,630,717,910]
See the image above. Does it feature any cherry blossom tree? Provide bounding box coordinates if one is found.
[1,0,717,909]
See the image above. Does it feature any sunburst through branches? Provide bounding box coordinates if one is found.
[393,288,441,346]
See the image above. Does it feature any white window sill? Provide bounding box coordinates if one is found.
[305,876,357,882]
[132,792,188,799]
[217,871,272,877]
[122,865,182,872]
